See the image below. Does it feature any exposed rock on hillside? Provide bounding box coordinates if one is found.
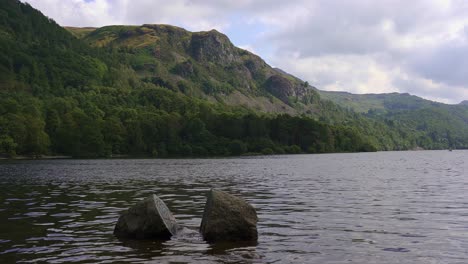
[265,75,295,104]
[190,30,238,65]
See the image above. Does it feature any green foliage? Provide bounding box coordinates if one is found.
[0,86,378,157]
[0,135,17,157]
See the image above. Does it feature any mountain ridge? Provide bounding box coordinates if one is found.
[69,23,321,114]
[67,25,465,109]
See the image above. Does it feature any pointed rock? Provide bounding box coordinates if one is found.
[114,194,178,239]
[200,189,258,242]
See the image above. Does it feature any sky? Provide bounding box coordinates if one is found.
[24,0,468,104]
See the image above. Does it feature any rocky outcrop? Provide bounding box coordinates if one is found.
[264,74,316,105]
[190,30,239,65]
[264,75,295,104]
[114,194,178,240]
[200,189,258,242]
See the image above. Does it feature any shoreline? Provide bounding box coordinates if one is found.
[0,155,73,160]
[0,149,464,161]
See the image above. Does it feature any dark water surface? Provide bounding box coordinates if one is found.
[0,151,467,263]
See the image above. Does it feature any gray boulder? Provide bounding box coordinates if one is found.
[114,194,178,239]
[200,189,258,242]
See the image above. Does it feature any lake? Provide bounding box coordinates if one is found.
[0,150,467,263]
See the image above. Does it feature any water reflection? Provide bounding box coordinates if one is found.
[0,150,467,263]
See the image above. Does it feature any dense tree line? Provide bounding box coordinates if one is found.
[0,86,376,157]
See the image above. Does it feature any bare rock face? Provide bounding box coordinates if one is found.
[114,194,178,240]
[264,75,295,104]
[200,189,258,242]
[190,30,239,65]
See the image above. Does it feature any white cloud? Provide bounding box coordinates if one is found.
[271,54,398,94]
[271,51,468,104]
[25,0,113,27]
[25,0,229,30]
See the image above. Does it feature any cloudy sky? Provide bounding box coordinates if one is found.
[25,0,468,104]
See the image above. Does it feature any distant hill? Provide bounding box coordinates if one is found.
[318,91,443,113]
[319,90,468,149]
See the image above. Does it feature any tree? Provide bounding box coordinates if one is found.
[0,135,17,157]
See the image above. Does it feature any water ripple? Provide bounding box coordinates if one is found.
[0,150,467,263]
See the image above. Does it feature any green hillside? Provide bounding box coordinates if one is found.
[0,0,379,157]
[319,91,468,149]
[319,91,440,113]
[0,0,466,158]
[68,23,323,115]
[69,23,448,151]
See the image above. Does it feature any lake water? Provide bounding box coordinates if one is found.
[0,150,467,263]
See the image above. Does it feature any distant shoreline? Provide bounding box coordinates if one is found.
[0,155,73,160]
[0,149,464,161]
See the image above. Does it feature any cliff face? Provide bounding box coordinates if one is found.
[265,75,294,104]
[190,30,239,65]
[71,24,320,113]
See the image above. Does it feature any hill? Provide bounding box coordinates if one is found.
[68,24,446,150]
[0,0,467,158]
[319,91,468,149]
[318,91,439,113]
[67,24,322,115]
[0,0,382,157]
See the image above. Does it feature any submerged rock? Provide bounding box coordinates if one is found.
[200,189,258,242]
[114,194,178,239]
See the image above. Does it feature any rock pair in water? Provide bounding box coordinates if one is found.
[114,189,258,242]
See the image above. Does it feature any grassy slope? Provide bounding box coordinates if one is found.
[64,27,96,38]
